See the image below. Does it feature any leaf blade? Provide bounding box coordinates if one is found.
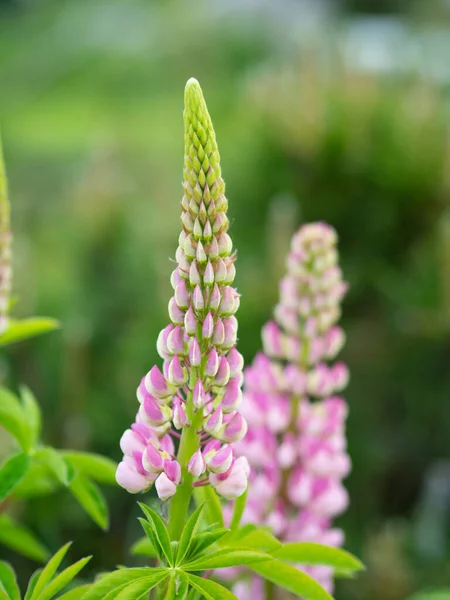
[0,318,59,347]
[61,452,117,486]
[138,504,172,566]
[0,453,30,501]
[249,558,334,600]
[36,557,91,600]
[177,504,205,565]
[185,574,238,600]
[0,562,20,600]
[181,549,271,571]
[273,542,364,572]
[69,475,109,531]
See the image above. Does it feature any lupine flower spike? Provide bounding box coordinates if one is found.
[235,223,350,595]
[116,79,248,519]
[0,140,12,334]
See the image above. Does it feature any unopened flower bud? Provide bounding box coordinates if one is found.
[205,347,219,377]
[192,285,205,312]
[218,412,247,443]
[167,325,185,355]
[155,472,177,500]
[214,355,231,387]
[189,337,201,366]
[184,306,197,336]
[205,444,233,474]
[188,450,206,478]
[193,380,207,409]
[168,297,185,325]
[204,261,214,286]
[145,366,174,400]
[202,312,214,339]
[204,407,223,436]
[168,356,188,386]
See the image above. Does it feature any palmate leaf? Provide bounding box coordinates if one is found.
[0,387,30,451]
[0,453,30,501]
[36,556,91,600]
[138,503,173,566]
[113,576,168,600]
[56,586,90,600]
[221,526,281,553]
[187,528,229,560]
[137,520,163,562]
[181,548,271,571]
[249,558,334,600]
[0,318,59,347]
[176,504,205,565]
[35,448,71,487]
[0,562,20,600]
[83,568,168,600]
[184,574,237,600]
[20,387,41,449]
[29,543,72,600]
[61,452,117,485]
[24,571,42,600]
[273,542,364,573]
[69,474,109,531]
[0,515,50,562]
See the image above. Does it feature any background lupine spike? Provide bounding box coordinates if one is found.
[233,222,350,596]
[0,138,12,334]
[116,79,248,520]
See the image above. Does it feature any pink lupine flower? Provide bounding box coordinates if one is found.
[234,222,351,595]
[116,79,248,504]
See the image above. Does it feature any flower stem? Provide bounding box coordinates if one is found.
[167,405,202,540]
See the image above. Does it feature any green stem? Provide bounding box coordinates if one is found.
[265,579,275,600]
[167,408,202,541]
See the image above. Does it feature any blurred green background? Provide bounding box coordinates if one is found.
[1,0,450,598]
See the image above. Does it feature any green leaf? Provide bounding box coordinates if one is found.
[229,488,247,531]
[274,542,364,572]
[185,574,237,600]
[193,487,223,528]
[69,475,109,531]
[138,504,173,566]
[221,527,281,553]
[56,586,90,600]
[188,528,229,559]
[0,453,30,501]
[0,516,50,562]
[0,318,59,347]
[35,448,71,487]
[0,388,29,451]
[37,556,91,600]
[177,504,205,565]
[0,592,11,600]
[409,592,450,600]
[129,537,158,558]
[61,452,117,485]
[114,575,169,600]
[20,387,41,449]
[30,543,72,600]
[138,520,163,563]
[0,562,20,600]
[249,559,334,600]
[12,459,59,499]
[83,568,168,600]
[24,571,42,600]
[181,548,271,571]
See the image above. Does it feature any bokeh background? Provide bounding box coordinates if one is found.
[1,0,450,598]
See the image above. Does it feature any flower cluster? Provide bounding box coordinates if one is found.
[235,222,350,594]
[116,79,248,501]
[0,143,12,335]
